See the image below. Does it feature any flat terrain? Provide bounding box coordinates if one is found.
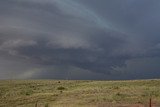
[0,80,160,107]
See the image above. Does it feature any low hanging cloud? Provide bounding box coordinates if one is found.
[0,0,160,79]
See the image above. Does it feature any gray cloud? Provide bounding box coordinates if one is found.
[0,0,160,79]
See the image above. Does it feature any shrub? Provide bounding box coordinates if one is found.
[57,86,66,90]
[45,103,49,107]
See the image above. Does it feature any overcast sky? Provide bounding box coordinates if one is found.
[0,0,160,80]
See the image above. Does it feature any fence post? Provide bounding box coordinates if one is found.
[35,101,38,107]
[149,98,152,107]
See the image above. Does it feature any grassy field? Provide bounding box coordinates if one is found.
[0,80,160,107]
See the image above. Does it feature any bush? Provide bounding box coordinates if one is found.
[45,103,49,107]
[57,86,66,90]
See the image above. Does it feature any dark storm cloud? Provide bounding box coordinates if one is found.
[0,0,160,79]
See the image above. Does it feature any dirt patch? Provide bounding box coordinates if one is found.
[97,104,145,107]
[97,101,160,107]
[117,104,145,107]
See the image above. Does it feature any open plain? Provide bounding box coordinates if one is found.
[0,80,160,107]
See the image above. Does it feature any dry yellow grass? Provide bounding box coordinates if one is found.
[0,80,160,107]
